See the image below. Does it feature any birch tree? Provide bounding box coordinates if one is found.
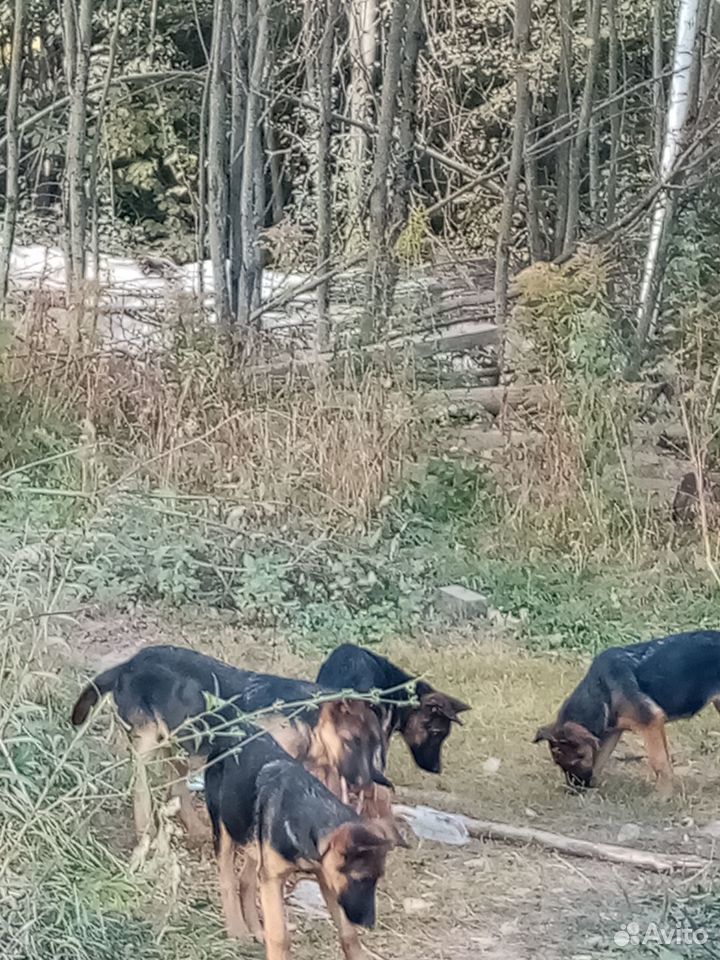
[363,0,408,340]
[632,0,701,370]
[562,0,602,252]
[315,0,340,349]
[345,0,377,250]
[207,0,231,335]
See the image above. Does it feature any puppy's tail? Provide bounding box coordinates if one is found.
[70,663,123,725]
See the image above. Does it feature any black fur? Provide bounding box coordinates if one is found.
[205,727,357,856]
[559,630,720,735]
[316,643,431,736]
[316,643,468,774]
[205,725,382,927]
[73,644,342,754]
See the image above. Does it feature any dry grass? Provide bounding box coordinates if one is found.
[1,319,417,527]
[58,614,720,959]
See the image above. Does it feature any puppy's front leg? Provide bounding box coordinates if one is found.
[258,872,289,960]
[217,824,249,939]
[238,844,264,942]
[316,875,366,960]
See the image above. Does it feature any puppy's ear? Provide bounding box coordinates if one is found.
[533,724,556,744]
[346,821,394,854]
[372,816,409,849]
[422,692,469,724]
[319,822,352,857]
[560,721,600,751]
[449,695,471,717]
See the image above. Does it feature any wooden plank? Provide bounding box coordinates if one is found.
[252,321,501,377]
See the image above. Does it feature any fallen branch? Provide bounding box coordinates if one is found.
[393,802,709,874]
[418,384,550,416]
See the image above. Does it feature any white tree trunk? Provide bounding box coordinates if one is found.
[633,0,701,364]
[345,0,377,249]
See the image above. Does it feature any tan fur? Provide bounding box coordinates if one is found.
[219,820,393,959]
[258,715,311,760]
[131,722,166,839]
[613,700,673,794]
[316,873,366,960]
[168,756,209,841]
[218,823,248,939]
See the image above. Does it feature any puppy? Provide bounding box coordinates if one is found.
[534,630,720,794]
[204,724,398,960]
[317,643,469,774]
[71,644,389,839]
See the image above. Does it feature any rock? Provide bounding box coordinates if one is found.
[397,805,470,846]
[435,584,489,621]
[403,897,433,916]
[482,757,501,776]
[617,823,641,843]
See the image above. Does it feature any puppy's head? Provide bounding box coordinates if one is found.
[402,690,470,774]
[315,700,390,791]
[319,820,395,927]
[533,721,600,789]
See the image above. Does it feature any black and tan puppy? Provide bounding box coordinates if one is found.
[534,630,720,794]
[71,644,389,839]
[205,724,397,960]
[316,643,469,774]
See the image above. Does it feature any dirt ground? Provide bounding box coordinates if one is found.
[67,610,720,960]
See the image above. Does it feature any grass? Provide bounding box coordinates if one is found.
[6,604,720,960]
[3,299,720,956]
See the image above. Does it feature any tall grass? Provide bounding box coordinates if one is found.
[0,561,257,960]
[2,300,417,528]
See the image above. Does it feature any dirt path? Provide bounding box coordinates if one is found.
[67,611,720,959]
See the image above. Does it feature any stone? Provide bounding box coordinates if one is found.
[617,822,641,843]
[482,757,501,776]
[435,584,489,621]
[403,897,433,916]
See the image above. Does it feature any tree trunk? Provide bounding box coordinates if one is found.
[362,0,408,341]
[587,1,600,221]
[699,0,719,105]
[390,0,424,231]
[0,0,25,315]
[345,0,377,250]
[494,0,532,326]
[229,0,247,320]
[265,117,284,224]
[632,0,702,371]
[62,0,93,308]
[605,0,621,222]
[525,120,544,261]
[88,0,124,279]
[687,0,711,118]
[315,0,340,350]
[238,0,269,327]
[196,60,212,294]
[652,0,666,166]
[563,0,602,252]
[553,0,573,256]
[207,0,232,336]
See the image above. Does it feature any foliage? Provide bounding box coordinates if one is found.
[0,614,253,960]
[503,252,642,552]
